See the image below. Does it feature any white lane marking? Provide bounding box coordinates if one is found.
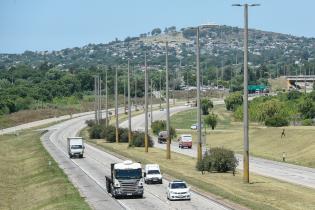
[46,131,131,210]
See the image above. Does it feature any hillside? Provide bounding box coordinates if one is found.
[1,25,315,69]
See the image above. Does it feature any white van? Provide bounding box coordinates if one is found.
[144,164,163,184]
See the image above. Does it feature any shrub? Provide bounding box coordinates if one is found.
[89,125,103,139]
[298,99,315,119]
[102,125,116,142]
[224,92,243,111]
[119,128,129,143]
[196,147,238,173]
[151,120,176,138]
[86,119,96,127]
[129,131,154,147]
[302,119,313,126]
[287,90,302,100]
[265,115,289,127]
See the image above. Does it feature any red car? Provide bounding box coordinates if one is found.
[178,134,192,149]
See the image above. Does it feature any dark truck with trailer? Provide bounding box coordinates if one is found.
[105,160,144,198]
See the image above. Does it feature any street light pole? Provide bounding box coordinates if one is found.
[150,79,153,124]
[105,68,108,127]
[115,66,119,143]
[128,59,132,144]
[196,27,202,162]
[243,4,249,183]
[233,3,260,184]
[144,52,149,153]
[166,41,171,159]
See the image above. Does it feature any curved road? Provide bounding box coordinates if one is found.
[42,107,230,210]
[120,106,315,190]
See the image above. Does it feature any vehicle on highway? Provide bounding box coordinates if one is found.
[190,123,203,130]
[167,180,191,201]
[178,134,192,149]
[105,160,144,198]
[158,131,168,144]
[144,164,163,184]
[67,137,85,158]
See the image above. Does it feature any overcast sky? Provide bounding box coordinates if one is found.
[1,0,315,53]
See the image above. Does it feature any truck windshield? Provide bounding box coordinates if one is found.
[71,145,82,149]
[148,170,160,175]
[115,169,142,179]
[182,136,192,141]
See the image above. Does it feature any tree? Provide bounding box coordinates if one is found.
[151,28,161,36]
[204,112,218,130]
[201,99,213,115]
[287,90,302,100]
[299,98,315,119]
[224,92,243,111]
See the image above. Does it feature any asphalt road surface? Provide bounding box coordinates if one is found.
[120,106,315,190]
[42,108,230,210]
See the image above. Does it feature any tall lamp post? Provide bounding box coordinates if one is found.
[128,59,132,144]
[189,23,217,162]
[233,3,260,183]
[165,41,171,159]
[144,52,149,153]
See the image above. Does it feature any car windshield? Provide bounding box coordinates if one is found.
[71,145,82,149]
[171,182,187,189]
[115,169,142,179]
[182,136,192,141]
[148,170,160,175]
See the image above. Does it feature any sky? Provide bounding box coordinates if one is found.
[1,0,315,54]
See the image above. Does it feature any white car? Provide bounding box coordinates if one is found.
[167,180,191,201]
[144,164,163,184]
[190,123,203,130]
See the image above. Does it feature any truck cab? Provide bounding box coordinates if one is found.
[144,164,162,184]
[67,137,84,158]
[105,160,144,198]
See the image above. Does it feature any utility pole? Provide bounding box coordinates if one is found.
[105,68,108,127]
[173,70,176,106]
[233,2,260,184]
[159,71,162,109]
[144,52,149,153]
[128,59,132,144]
[166,41,171,159]
[187,70,189,103]
[124,78,127,114]
[150,79,153,124]
[196,27,202,162]
[115,66,119,143]
[135,69,137,111]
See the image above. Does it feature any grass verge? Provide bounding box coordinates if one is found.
[0,130,90,210]
[82,131,315,210]
[172,105,315,168]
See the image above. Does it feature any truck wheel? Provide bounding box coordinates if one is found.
[160,180,163,184]
[106,179,111,193]
[69,155,73,158]
[139,194,143,198]
[79,154,83,158]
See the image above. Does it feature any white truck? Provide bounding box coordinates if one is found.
[105,160,144,198]
[144,164,163,184]
[67,137,85,158]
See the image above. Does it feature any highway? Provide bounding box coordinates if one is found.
[41,108,231,210]
[120,106,315,190]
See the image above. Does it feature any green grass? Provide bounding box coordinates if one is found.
[0,131,90,210]
[82,128,315,210]
[172,105,315,168]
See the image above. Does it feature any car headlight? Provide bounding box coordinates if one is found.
[114,179,120,188]
[138,179,144,187]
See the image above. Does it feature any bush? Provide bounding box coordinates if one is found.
[196,147,238,173]
[151,120,176,139]
[287,90,302,100]
[302,119,313,126]
[89,125,103,139]
[103,125,116,142]
[224,92,243,111]
[265,115,289,127]
[119,128,129,143]
[129,131,154,147]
